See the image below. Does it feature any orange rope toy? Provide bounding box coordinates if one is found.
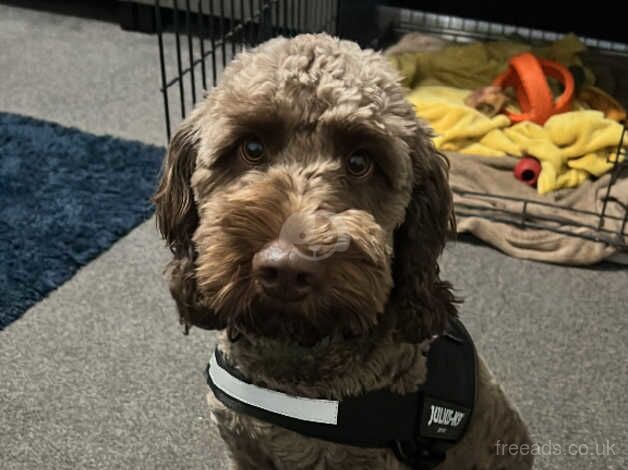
[493,52,575,125]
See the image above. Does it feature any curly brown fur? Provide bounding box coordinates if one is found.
[154,33,533,469]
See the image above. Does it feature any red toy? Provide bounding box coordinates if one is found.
[514,156,542,187]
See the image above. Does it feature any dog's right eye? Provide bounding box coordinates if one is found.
[240,138,265,165]
[345,150,373,179]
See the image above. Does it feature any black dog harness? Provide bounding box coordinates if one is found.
[205,317,476,469]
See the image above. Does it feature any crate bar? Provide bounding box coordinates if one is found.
[259,0,266,42]
[155,0,171,141]
[274,0,279,36]
[173,0,186,118]
[455,202,626,237]
[197,0,207,90]
[621,210,628,239]
[185,0,197,104]
[456,203,626,238]
[220,0,227,67]
[290,0,295,35]
[209,0,218,86]
[455,208,627,248]
[520,200,528,229]
[230,0,236,56]
[240,0,246,50]
[282,0,287,35]
[394,9,628,57]
[598,121,627,230]
[296,0,301,32]
[318,0,324,31]
[455,189,627,222]
[324,0,333,32]
[249,0,254,44]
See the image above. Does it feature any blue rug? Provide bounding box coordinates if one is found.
[0,112,164,329]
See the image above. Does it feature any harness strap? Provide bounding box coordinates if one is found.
[205,316,476,469]
[207,349,419,447]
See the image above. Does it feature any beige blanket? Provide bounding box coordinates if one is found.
[447,152,627,265]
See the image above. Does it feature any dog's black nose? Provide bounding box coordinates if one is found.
[252,239,324,301]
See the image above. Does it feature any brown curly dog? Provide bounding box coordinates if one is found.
[154,33,533,470]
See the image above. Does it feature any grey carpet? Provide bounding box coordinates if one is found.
[0,5,626,469]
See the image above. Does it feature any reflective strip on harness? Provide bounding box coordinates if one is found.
[209,351,340,425]
[206,350,420,447]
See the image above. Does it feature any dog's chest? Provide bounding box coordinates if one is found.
[205,334,428,469]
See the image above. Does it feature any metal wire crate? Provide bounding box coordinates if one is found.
[154,0,627,252]
[376,5,627,250]
[154,0,339,139]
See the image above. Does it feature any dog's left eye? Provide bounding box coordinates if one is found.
[240,138,265,165]
[345,150,373,179]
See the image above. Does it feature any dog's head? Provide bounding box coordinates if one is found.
[154,34,456,345]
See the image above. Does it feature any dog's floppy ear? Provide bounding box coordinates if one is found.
[153,115,224,333]
[388,122,458,343]
[154,117,200,255]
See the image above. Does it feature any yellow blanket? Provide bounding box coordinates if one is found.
[407,86,625,194]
